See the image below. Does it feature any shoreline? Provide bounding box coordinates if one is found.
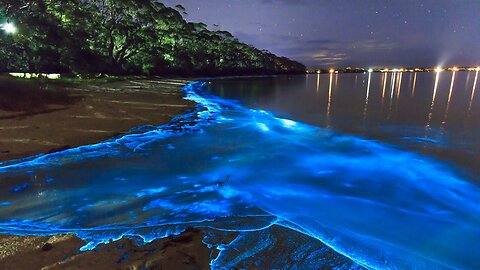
[0,228,212,270]
[0,76,216,270]
[0,76,364,269]
[0,77,196,163]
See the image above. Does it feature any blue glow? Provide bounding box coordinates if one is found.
[136,187,167,198]
[12,183,30,192]
[0,81,479,269]
[280,119,297,128]
[256,122,270,132]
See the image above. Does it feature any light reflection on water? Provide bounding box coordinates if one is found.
[469,71,479,111]
[209,72,480,179]
[0,78,479,269]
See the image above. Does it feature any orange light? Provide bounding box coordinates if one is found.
[329,69,335,73]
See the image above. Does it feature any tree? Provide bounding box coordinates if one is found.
[0,0,306,75]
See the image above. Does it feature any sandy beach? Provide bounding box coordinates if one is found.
[0,229,211,270]
[0,76,364,269]
[0,76,195,162]
[0,76,213,269]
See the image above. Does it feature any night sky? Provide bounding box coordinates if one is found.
[162,0,480,68]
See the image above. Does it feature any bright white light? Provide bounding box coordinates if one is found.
[2,22,17,34]
[46,74,61,80]
[256,122,270,132]
[476,67,480,72]
[280,119,296,128]
[435,67,443,73]
[9,73,61,80]
[368,68,373,73]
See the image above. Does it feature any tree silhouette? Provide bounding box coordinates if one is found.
[0,0,306,76]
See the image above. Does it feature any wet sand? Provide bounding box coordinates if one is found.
[0,76,363,269]
[0,76,212,269]
[0,76,195,162]
[0,229,211,270]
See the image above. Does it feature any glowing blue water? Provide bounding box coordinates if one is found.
[0,81,479,269]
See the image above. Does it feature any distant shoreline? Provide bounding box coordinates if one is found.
[307,66,480,74]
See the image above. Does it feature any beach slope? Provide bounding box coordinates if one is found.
[0,76,195,162]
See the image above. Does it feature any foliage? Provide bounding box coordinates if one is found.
[0,0,306,75]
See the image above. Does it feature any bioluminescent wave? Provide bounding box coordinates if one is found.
[1,81,480,269]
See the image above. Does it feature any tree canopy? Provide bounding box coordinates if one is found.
[0,0,306,76]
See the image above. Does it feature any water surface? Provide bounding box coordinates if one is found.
[209,72,480,179]
[0,74,479,269]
